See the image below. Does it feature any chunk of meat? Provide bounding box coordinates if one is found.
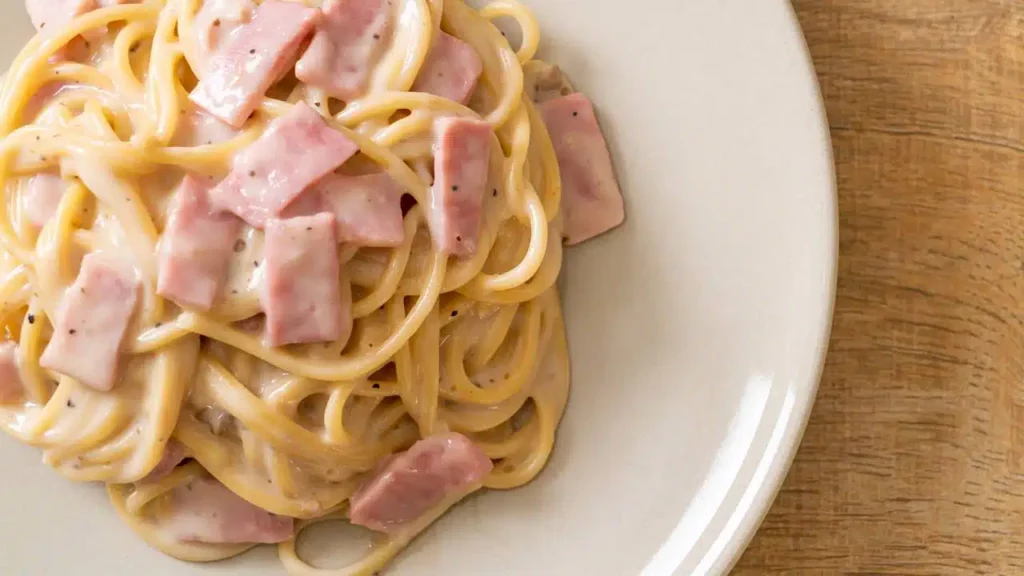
[189,0,256,74]
[142,439,187,482]
[0,343,24,404]
[166,476,294,544]
[428,117,491,256]
[24,173,66,227]
[190,0,320,127]
[284,173,404,247]
[209,102,359,228]
[39,253,140,391]
[25,0,94,35]
[261,213,350,346]
[25,0,140,36]
[539,93,624,245]
[349,433,493,533]
[172,109,241,147]
[157,175,241,310]
[411,32,482,105]
[295,0,391,101]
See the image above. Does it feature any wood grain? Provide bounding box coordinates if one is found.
[733,1,1024,574]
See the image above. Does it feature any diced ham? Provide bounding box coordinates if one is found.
[39,253,140,391]
[428,117,491,256]
[411,32,482,105]
[25,0,139,36]
[0,343,24,404]
[24,173,66,227]
[209,102,359,228]
[166,476,294,544]
[349,433,493,533]
[283,173,404,247]
[142,439,187,482]
[25,0,94,35]
[190,0,320,127]
[540,93,624,245]
[157,175,241,310]
[172,109,241,147]
[261,213,349,346]
[189,0,256,74]
[294,0,391,101]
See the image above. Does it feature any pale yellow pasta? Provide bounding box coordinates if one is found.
[0,0,572,574]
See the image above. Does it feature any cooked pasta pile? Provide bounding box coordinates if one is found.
[0,0,623,573]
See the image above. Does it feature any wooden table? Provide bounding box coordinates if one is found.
[733,1,1024,573]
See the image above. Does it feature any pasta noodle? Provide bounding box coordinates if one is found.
[0,0,581,573]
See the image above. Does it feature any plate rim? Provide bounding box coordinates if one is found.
[686,3,838,574]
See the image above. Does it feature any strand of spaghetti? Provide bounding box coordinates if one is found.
[171,0,203,72]
[175,415,363,518]
[352,209,419,318]
[442,0,523,128]
[146,3,184,144]
[465,303,519,372]
[120,336,198,482]
[196,357,377,466]
[409,302,441,436]
[41,388,130,470]
[473,417,538,459]
[181,252,446,381]
[442,299,540,405]
[125,459,202,515]
[0,3,162,137]
[111,21,156,99]
[479,0,540,64]
[31,181,89,322]
[324,384,358,445]
[442,384,532,432]
[17,295,53,405]
[108,481,256,562]
[463,188,548,292]
[374,0,433,93]
[278,478,487,576]
[459,217,563,304]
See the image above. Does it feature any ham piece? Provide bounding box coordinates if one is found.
[349,433,493,533]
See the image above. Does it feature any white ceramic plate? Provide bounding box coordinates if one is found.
[0,0,835,574]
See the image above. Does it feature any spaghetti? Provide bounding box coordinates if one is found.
[0,0,614,572]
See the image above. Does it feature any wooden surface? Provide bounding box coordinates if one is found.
[733,1,1024,574]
